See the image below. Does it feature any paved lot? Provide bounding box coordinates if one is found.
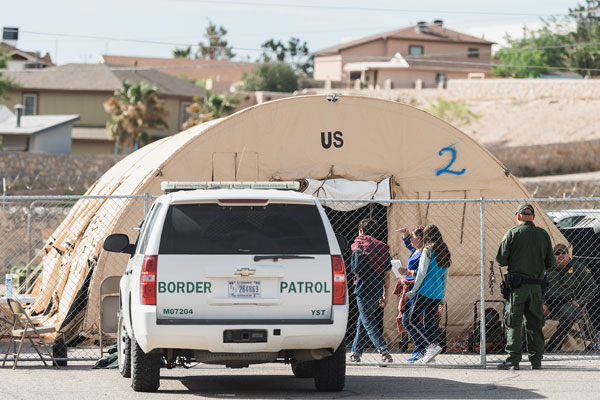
[1,359,599,400]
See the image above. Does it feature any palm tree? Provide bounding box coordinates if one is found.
[104,81,168,151]
[182,90,239,129]
[173,46,192,59]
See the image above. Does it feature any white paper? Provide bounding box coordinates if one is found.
[391,259,404,278]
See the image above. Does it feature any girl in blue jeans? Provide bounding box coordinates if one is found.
[404,224,451,364]
[396,226,425,362]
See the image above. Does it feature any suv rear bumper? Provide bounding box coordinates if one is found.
[133,305,348,353]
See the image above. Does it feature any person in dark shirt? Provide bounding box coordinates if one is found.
[544,243,598,352]
[495,203,555,370]
[349,218,393,365]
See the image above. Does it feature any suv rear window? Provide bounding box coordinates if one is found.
[159,203,330,255]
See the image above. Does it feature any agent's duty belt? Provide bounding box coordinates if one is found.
[519,276,544,285]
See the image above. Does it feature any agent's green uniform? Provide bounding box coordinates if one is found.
[496,220,555,367]
[545,260,598,351]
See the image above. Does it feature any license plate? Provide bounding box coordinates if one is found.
[228,281,261,298]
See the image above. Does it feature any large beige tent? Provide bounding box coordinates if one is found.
[30,95,565,345]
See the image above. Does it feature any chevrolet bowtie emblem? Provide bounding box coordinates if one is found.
[234,268,256,277]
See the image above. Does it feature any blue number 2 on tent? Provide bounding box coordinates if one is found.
[436,145,466,176]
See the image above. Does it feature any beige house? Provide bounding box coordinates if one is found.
[101,55,254,93]
[1,42,54,71]
[313,20,494,88]
[3,64,204,154]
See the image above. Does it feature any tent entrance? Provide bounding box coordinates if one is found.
[324,203,389,349]
[302,177,392,345]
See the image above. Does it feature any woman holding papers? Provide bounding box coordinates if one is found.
[393,226,425,362]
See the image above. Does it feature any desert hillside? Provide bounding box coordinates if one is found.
[456,99,600,148]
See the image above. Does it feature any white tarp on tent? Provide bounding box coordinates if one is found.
[304,178,391,211]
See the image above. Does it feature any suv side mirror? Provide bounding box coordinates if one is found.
[335,233,348,251]
[103,233,135,255]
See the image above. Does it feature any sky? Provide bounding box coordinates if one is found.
[1,0,584,65]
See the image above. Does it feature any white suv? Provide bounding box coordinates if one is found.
[103,187,348,392]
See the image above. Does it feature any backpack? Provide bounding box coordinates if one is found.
[468,307,506,354]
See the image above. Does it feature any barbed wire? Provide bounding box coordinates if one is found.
[2,170,103,192]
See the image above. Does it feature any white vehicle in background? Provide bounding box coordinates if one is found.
[546,209,600,228]
[102,182,349,393]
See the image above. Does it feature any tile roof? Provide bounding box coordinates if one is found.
[5,63,204,98]
[101,55,254,83]
[0,115,80,135]
[314,24,494,56]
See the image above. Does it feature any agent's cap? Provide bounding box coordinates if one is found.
[516,203,535,216]
[553,243,569,254]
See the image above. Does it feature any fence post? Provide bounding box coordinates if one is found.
[26,205,33,263]
[144,193,150,216]
[2,177,6,210]
[479,197,487,367]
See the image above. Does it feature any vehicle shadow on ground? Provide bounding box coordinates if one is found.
[160,374,544,399]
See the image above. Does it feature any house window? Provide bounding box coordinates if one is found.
[349,71,361,81]
[23,94,37,115]
[180,101,192,128]
[468,48,480,58]
[435,73,447,87]
[409,45,424,56]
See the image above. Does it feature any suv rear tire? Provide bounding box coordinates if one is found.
[314,338,346,392]
[130,334,161,392]
[117,310,131,378]
[291,360,315,378]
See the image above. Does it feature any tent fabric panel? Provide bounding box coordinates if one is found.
[235,152,259,181]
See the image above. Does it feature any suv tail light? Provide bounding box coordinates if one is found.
[331,255,346,305]
[140,255,157,305]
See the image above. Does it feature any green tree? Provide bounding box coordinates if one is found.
[103,81,168,150]
[0,47,20,98]
[242,62,298,92]
[182,90,239,129]
[566,0,600,76]
[494,1,600,78]
[173,46,192,59]
[197,20,235,60]
[261,37,313,76]
[493,26,569,78]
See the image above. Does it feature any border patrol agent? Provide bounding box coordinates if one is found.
[544,243,598,352]
[496,203,555,370]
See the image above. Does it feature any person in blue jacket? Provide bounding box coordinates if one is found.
[405,224,451,364]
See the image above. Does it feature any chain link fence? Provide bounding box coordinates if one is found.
[0,195,150,361]
[0,195,599,366]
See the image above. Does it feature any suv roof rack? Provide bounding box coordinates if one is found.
[161,181,301,193]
